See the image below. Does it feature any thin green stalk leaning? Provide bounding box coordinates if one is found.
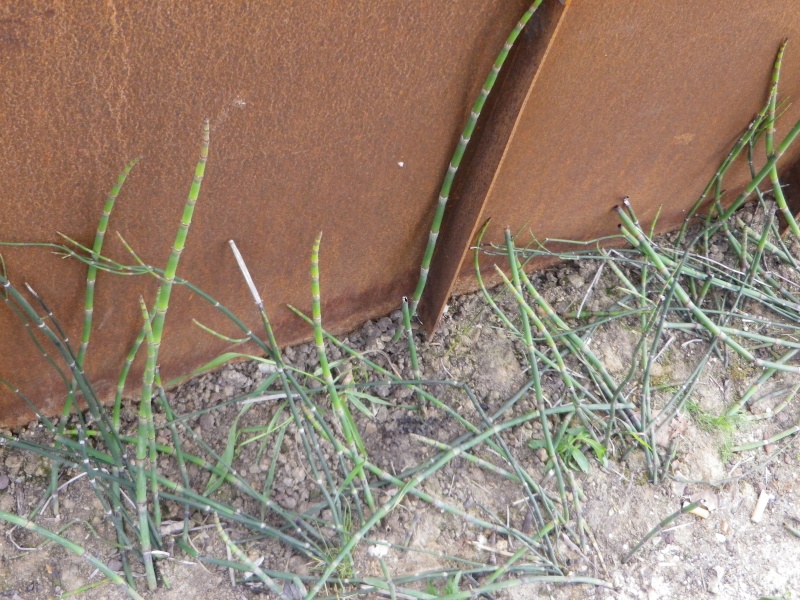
[764,39,800,237]
[148,118,209,349]
[311,232,375,511]
[408,0,544,318]
[135,297,158,590]
[136,118,210,590]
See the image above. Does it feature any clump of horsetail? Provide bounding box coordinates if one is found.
[133,117,209,590]
[408,0,544,319]
[310,233,375,511]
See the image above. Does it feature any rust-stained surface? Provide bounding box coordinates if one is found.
[420,0,800,333]
[0,1,537,426]
[6,1,800,427]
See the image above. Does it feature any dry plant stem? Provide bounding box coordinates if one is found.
[311,232,375,511]
[0,510,144,600]
[408,0,543,317]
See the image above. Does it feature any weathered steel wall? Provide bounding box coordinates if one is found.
[4,1,800,426]
[420,0,800,330]
[0,1,551,426]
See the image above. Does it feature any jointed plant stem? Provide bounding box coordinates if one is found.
[408,0,544,318]
[311,233,375,512]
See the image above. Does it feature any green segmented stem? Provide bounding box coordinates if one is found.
[152,379,192,544]
[718,116,800,223]
[617,205,800,374]
[55,158,140,447]
[310,232,375,511]
[113,310,154,429]
[408,0,544,318]
[212,512,284,594]
[514,267,620,402]
[79,158,140,364]
[475,221,521,335]
[301,402,564,599]
[0,510,144,600]
[732,423,800,452]
[22,431,326,558]
[677,99,771,246]
[400,297,421,398]
[503,229,568,513]
[0,278,125,463]
[727,349,799,417]
[291,304,566,513]
[765,40,800,237]
[149,118,209,348]
[622,502,701,565]
[135,119,209,591]
[135,296,158,591]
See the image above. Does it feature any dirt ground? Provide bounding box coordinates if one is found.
[2,226,800,600]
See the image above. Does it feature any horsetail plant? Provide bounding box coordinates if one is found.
[311,232,375,511]
[4,37,800,600]
[764,39,800,237]
[135,295,159,590]
[408,0,544,319]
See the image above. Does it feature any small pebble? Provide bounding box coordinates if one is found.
[0,473,9,490]
[107,558,123,572]
[199,413,215,430]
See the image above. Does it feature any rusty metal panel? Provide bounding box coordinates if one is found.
[421,0,800,332]
[0,1,537,426]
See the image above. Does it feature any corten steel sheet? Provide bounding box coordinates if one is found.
[420,0,800,334]
[0,1,539,426]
